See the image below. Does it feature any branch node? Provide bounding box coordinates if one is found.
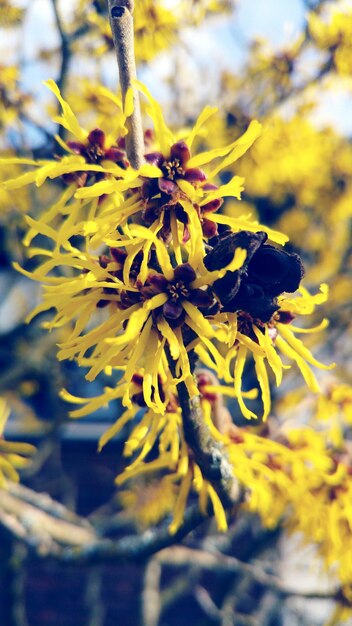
[111,6,125,18]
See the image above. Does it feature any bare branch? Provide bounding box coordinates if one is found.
[0,483,206,563]
[142,558,162,626]
[107,0,145,168]
[51,0,71,100]
[0,486,95,556]
[168,353,242,511]
[156,546,340,600]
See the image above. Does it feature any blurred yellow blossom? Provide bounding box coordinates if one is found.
[0,398,36,486]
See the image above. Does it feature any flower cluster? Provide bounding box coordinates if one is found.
[2,81,333,532]
[308,3,352,76]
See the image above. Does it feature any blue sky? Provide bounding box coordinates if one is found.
[2,0,352,139]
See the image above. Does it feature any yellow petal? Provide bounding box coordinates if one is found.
[253,354,271,421]
[207,483,228,532]
[169,469,193,535]
[135,80,174,154]
[208,120,262,178]
[44,79,87,141]
[157,318,180,360]
[208,213,289,245]
[234,346,258,420]
[275,335,321,393]
[3,169,39,190]
[199,176,245,205]
[186,105,218,148]
[277,323,335,371]
[138,163,163,177]
[252,325,282,386]
[124,86,134,117]
[183,301,215,338]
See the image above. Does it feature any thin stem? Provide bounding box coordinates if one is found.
[107,0,145,169]
[51,0,71,140]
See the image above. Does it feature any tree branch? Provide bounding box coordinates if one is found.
[0,482,205,563]
[51,0,71,92]
[107,0,145,168]
[178,381,241,507]
[156,546,340,601]
[174,355,242,510]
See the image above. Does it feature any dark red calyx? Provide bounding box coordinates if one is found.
[202,182,218,191]
[170,141,191,167]
[158,178,178,195]
[110,248,127,264]
[88,128,105,148]
[202,219,218,239]
[67,141,85,155]
[184,168,207,183]
[276,310,296,324]
[173,263,196,284]
[144,151,164,167]
[104,147,126,162]
[132,373,144,386]
[188,288,214,308]
[148,274,169,292]
[201,198,224,213]
[163,300,184,320]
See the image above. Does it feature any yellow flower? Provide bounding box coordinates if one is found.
[0,1,24,26]
[119,477,177,528]
[0,398,36,486]
[7,80,334,543]
[0,65,27,127]
[0,80,139,249]
[308,5,352,76]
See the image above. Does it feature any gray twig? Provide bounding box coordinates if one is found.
[107,0,145,168]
